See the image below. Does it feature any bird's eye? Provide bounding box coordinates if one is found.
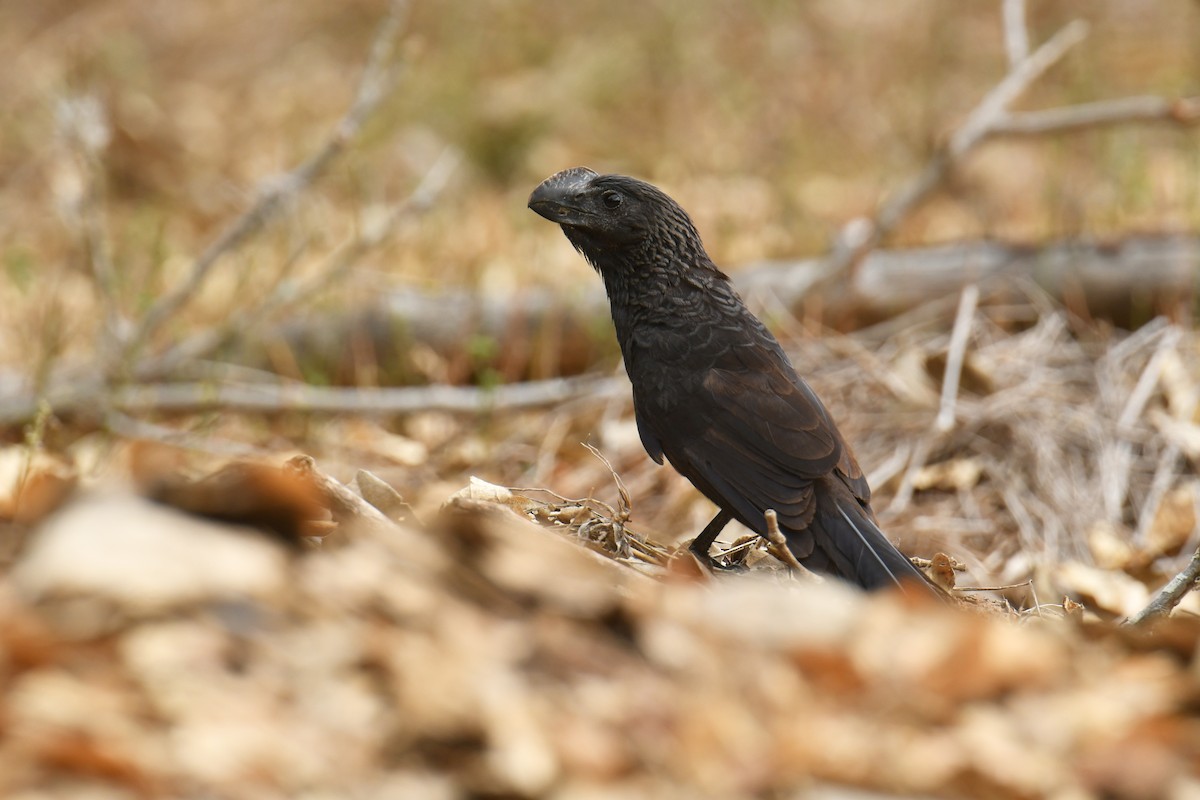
[601,191,623,210]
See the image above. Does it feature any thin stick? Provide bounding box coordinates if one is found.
[1002,0,1030,68]
[114,375,622,416]
[0,374,623,426]
[955,579,1035,593]
[714,538,761,562]
[824,19,1089,278]
[55,96,123,352]
[936,283,980,432]
[1118,326,1181,430]
[950,20,1089,158]
[1125,546,1200,625]
[1134,443,1181,546]
[887,435,934,514]
[989,95,1200,136]
[1097,326,1184,522]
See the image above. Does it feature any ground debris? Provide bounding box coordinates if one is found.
[0,466,1197,798]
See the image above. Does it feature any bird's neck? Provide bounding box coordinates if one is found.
[597,249,739,349]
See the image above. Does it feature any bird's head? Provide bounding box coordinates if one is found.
[528,167,710,275]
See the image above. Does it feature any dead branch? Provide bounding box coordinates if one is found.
[0,0,452,430]
[935,284,979,432]
[817,7,1199,299]
[989,95,1200,136]
[1134,443,1182,546]
[824,19,1089,281]
[97,375,623,420]
[1125,546,1200,625]
[1002,0,1030,68]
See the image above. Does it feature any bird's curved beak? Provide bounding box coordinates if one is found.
[528,166,599,224]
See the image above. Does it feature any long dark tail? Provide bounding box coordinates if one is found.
[801,482,935,595]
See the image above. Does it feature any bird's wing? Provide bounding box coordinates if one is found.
[642,342,854,549]
[635,410,665,464]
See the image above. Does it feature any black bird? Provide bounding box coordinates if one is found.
[529,167,932,593]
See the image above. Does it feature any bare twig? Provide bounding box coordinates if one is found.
[1134,443,1182,546]
[954,579,1034,593]
[119,0,411,364]
[887,435,935,514]
[865,441,914,495]
[55,95,122,350]
[989,95,1200,136]
[951,21,1090,157]
[0,374,622,427]
[1125,546,1200,625]
[104,375,622,418]
[1096,326,1183,522]
[825,19,1089,279]
[936,283,980,432]
[1002,0,1030,68]
[1118,326,1181,431]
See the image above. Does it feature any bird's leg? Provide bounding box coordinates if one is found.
[689,508,734,568]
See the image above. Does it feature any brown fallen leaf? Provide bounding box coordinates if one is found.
[144,460,329,546]
[912,459,983,492]
[12,492,289,616]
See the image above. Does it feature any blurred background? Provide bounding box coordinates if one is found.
[3,0,1198,335]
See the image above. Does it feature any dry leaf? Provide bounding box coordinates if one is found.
[1087,521,1135,571]
[145,460,329,545]
[1146,485,1196,558]
[912,459,983,492]
[1057,561,1151,618]
[12,492,289,615]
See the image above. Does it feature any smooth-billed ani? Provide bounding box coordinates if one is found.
[529,166,932,593]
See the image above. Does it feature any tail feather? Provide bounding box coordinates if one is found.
[833,502,906,588]
[798,483,935,595]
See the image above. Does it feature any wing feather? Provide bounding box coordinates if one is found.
[638,342,851,544]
